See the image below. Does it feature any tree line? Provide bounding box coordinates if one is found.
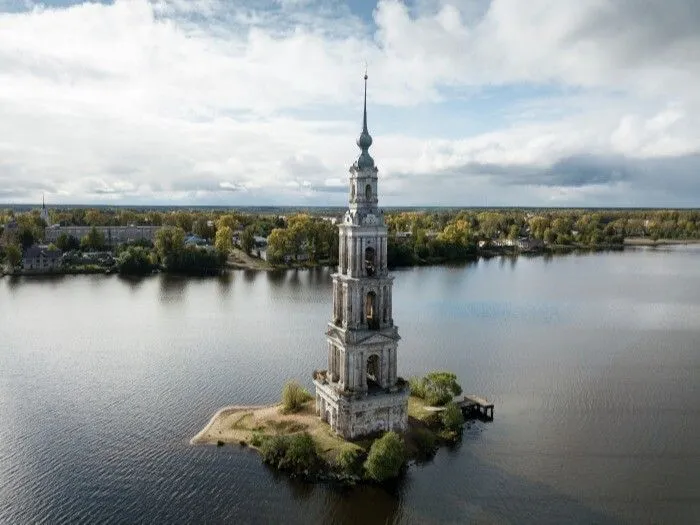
[2,207,699,273]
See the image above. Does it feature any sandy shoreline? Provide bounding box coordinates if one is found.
[190,404,273,445]
[189,402,358,461]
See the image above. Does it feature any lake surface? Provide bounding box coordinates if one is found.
[1,247,699,524]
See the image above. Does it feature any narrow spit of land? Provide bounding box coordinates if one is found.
[190,403,358,461]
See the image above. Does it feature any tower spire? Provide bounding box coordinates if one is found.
[356,67,374,169]
[362,64,368,134]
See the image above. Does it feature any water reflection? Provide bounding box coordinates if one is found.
[118,274,148,292]
[216,272,233,296]
[266,270,287,287]
[242,269,258,283]
[288,269,301,286]
[159,274,187,303]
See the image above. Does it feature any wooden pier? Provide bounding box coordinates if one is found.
[457,395,494,420]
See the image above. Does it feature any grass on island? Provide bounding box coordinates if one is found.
[194,401,362,463]
[407,395,434,423]
[197,396,444,453]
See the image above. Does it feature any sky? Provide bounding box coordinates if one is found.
[1,0,699,207]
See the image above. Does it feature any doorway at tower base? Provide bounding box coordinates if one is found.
[314,380,409,440]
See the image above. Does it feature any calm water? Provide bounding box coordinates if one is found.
[1,247,699,524]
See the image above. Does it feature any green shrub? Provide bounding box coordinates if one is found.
[422,371,462,406]
[364,431,405,482]
[336,447,361,476]
[260,433,319,474]
[413,428,437,458]
[408,377,426,399]
[441,402,465,432]
[116,246,154,275]
[279,432,318,473]
[281,380,313,414]
[250,431,264,447]
[260,435,289,466]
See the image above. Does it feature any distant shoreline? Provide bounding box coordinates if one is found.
[3,240,697,277]
[623,238,700,246]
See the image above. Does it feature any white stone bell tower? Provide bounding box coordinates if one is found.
[313,72,408,439]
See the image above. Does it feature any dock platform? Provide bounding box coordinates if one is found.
[457,395,494,420]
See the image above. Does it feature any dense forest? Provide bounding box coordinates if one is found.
[1,207,699,274]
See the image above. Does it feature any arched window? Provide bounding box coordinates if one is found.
[366,354,380,389]
[341,238,348,274]
[350,183,355,200]
[335,287,344,326]
[365,184,372,200]
[382,286,387,323]
[365,291,378,330]
[364,246,376,276]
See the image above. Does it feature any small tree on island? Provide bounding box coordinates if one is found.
[278,432,319,473]
[441,402,465,434]
[409,371,462,406]
[364,431,405,482]
[281,380,312,414]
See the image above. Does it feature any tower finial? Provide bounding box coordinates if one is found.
[356,66,374,169]
[363,62,368,133]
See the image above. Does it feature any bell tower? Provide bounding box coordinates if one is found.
[313,72,408,439]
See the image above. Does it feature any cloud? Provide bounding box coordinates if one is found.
[0,0,699,206]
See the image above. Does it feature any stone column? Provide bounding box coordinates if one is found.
[343,283,349,328]
[389,286,393,324]
[341,349,347,390]
[328,343,333,374]
[379,236,384,271]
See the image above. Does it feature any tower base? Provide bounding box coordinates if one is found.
[313,381,409,440]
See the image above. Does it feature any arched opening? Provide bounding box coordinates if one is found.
[335,287,344,326]
[366,354,380,390]
[350,182,355,201]
[365,184,372,200]
[382,286,387,323]
[364,246,376,276]
[341,238,348,274]
[365,291,378,330]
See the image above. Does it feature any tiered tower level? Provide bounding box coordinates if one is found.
[313,74,408,439]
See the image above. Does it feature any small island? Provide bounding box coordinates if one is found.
[191,376,473,483]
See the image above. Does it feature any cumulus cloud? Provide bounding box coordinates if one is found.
[0,0,698,206]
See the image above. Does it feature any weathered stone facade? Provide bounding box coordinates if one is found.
[313,74,408,439]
